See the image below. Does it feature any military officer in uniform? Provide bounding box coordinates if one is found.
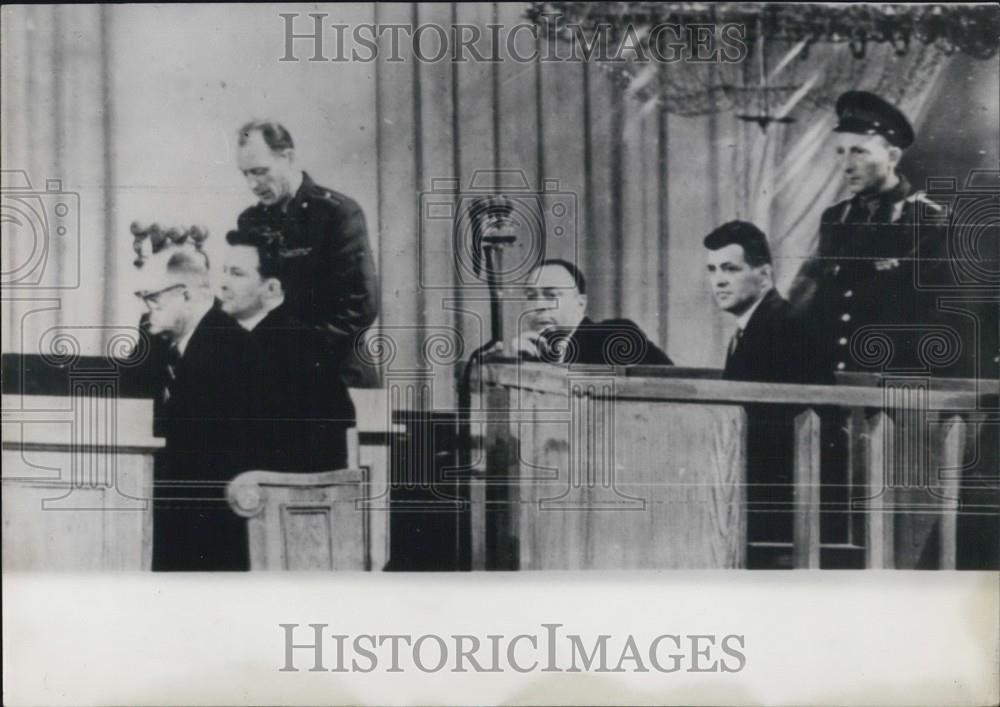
[789,91,946,376]
[788,92,965,566]
[235,120,379,386]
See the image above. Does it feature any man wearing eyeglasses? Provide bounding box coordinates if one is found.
[136,249,258,571]
[512,259,672,366]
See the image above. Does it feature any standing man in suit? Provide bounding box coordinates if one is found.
[705,221,828,565]
[137,249,258,571]
[235,120,379,387]
[512,259,673,366]
[219,226,354,471]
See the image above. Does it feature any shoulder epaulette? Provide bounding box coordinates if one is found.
[905,191,943,212]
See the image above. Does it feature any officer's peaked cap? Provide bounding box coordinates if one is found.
[833,91,914,149]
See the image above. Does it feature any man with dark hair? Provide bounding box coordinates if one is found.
[236,120,379,386]
[705,221,827,384]
[704,221,827,565]
[220,226,354,470]
[137,249,257,571]
[513,259,672,366]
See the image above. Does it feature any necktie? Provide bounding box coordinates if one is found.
[726,327,743,365]
[162,344,181,404]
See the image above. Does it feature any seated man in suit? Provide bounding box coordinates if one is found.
[512,259,672,367]
[219,225,354,471]
[704,221,828,565]
[137,248,258,571]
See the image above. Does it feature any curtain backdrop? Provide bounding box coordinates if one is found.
[2,4,995,409]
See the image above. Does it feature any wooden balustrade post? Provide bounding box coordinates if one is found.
[793,408,822,568]
[936,414,968,570]
[865,411,895,569]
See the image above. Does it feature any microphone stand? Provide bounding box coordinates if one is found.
[457,226,516,570]
[481,234,516,350]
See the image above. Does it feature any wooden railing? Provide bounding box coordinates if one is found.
[468,362,997,570]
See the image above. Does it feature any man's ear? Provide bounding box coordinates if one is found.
[578,293,588,311]
[265,278,284,298]
[887,145,902,167]
[758,263,774,286]
[280,148,295,164]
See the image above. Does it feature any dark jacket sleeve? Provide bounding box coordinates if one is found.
[787,204,842,317]
[320,198,379,339]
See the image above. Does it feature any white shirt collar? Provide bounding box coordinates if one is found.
[174,299,214,356]
[734,288,771,332]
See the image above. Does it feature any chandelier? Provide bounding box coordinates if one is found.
[527,3,1000,124]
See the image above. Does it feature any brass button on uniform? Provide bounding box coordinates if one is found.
[843,290,853,298]
[836,362,846,371]
[838,337,848,346]
[841,313,851,322]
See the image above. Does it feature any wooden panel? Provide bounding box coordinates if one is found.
[623,95,663,343]
[885,380,938,569]
[539,33,587,267]
[496,3,541,181]
[228,469,367,571]
[506,382,746,569]
[282,508,334,570]
[665,112,726,368]
[413,2,461,410]
[451,1,497,365]
[793,409,822,568]
[865,411,895,569]
[2,451,152,571]
[2,394,160,571]
[374,2,421,377]
[935,415,967,570]
[584,65,620,321]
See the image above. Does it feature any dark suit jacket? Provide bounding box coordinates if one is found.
[152,306,258,571]
[248,304,354,471]
[723,289,831,385]
[722,289,829,548]
[534,317,673,366]
[238,172,379,386]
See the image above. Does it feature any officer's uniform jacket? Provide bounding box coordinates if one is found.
[789,176,946,374]
[237,172,378,384]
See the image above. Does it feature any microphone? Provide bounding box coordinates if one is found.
[467,196,517,345]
